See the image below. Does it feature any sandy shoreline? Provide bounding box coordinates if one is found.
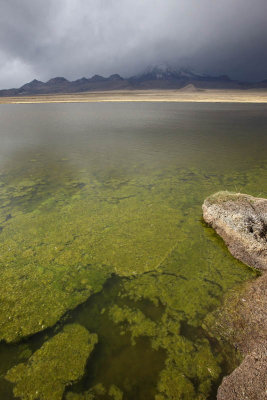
[1,89,267,104]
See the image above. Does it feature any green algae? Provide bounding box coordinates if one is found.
[66,383,123,400]
[5,324,97,400]
[110,305,157,345]
[0,168,182,342]
[108,385,123,400]
[0,245,111,342]
[66,391,95,400]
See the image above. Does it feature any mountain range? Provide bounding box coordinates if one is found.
[1,66,267,96]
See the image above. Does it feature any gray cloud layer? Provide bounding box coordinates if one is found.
[0,0,267,88]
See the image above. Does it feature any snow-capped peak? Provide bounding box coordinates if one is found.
[135,65,208,80]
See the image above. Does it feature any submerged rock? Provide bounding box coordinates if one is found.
[202,191,267,400]
[5,324,98,400]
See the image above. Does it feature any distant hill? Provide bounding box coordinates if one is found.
[178,84,204,92]
[1,65,266,97]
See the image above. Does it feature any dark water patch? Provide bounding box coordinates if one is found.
[180,320,206,340]
[0,378,13,400]
[132,297,165,322]
[207,344,242,400]
[67,336,165,400]
[62,275,166,400]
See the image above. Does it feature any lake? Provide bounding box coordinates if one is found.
[0,102,266,400]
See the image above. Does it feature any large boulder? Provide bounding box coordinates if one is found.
[203,191,267,271]
[203,191,267,400]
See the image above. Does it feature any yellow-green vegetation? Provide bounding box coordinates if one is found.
[66,392,95,400]
[5,324,97,400]
[111,305,157,345]
[108,385,123,400]
[0,165,182,342]
[66,384,123,400]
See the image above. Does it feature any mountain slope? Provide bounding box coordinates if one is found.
[0,67,266,96]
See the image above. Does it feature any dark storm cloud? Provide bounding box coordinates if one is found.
[0,0,267,88]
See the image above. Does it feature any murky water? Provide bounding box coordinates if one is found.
[0,103,266,400]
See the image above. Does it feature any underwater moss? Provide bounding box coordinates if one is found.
[0,168,182,342]
[108,384,123,400]
[66,383,123,400]
[5,324,97,400]
[66,392,95,400]
[155,368,195,400]
[109,305,157,345]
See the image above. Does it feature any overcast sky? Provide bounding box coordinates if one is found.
[0,0,267,88]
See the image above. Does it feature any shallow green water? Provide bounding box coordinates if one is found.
[0,103,266,399]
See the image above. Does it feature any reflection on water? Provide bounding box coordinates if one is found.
[0,103,266,399]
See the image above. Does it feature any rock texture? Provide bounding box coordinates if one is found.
[203,191,267,271]
[202,191,267,400]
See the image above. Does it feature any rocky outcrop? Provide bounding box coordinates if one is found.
[202,191,267,400]
[203,191,267,271]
